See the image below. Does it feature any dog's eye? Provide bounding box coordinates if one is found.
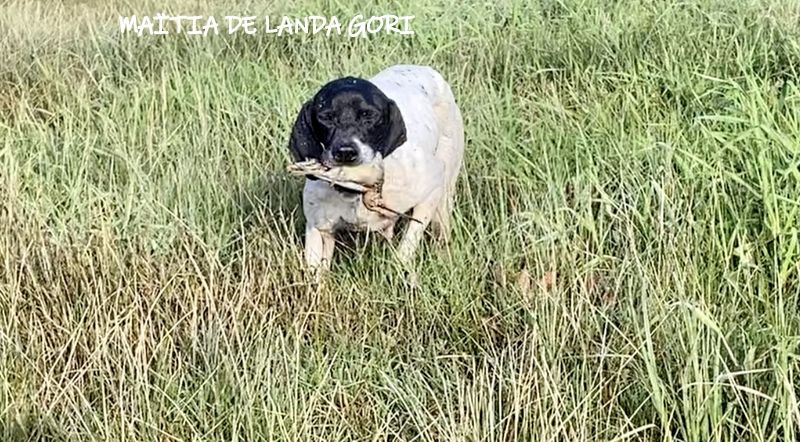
[358,110,376,120]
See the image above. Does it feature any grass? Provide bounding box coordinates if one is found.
[1,0,799,440]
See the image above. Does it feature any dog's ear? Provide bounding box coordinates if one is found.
[380,99,407,157]
[289,100,322,162]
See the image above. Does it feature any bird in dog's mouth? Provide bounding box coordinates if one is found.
[286,155,421,223]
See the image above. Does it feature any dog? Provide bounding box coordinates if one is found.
[288,64,465,277]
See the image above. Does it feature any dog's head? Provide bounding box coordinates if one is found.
[288,76,407,167]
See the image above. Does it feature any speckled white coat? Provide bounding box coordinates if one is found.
[302,64,465,273]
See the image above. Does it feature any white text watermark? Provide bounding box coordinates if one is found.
[119,14,415,37]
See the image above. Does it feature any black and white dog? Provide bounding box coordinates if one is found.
[288,64,464,276]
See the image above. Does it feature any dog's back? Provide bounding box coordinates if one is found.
[370,65,464,238]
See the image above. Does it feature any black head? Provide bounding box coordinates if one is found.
[288,76,407,167]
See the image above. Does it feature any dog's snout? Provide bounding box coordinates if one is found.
[332,144,358,163]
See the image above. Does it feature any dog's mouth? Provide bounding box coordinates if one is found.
[319,158,337,169]
[321,155,363,169]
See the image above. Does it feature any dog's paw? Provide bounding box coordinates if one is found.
[404,269,420,290]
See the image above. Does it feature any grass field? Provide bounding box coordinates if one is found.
[1,0,799,440]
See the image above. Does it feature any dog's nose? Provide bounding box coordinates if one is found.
[332,145,358,163]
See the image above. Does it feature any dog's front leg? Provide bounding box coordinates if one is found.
[305,227,335,281]
[396,187,443,267]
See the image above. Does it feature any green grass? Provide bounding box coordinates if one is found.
[1,0,799,440]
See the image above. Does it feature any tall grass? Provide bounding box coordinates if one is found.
[1,0,799,440]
